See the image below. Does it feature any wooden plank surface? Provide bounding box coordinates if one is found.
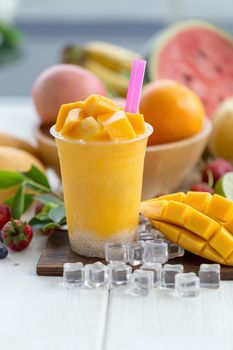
[0,231,109,350]
[105,282,233,350]
[36,230,233,280]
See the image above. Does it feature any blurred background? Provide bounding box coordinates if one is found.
[0,0,233,96]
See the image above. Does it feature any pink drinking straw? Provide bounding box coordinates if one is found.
[124,59,147,114]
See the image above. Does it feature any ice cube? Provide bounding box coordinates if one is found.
[199,264,220,289]
[85,262,109,288]
[137,235,155,245]
[175,272,200,298]
[138,214,153,233]
[128,242,144,266]
[161,264,184,288]
[128,270,154,296]
[167,241,185,259]
[143,241,168,264]
[137,229,163,241]
[140,262,162,287]
[109,262,132,287]
[63,262,84,287]
[105,242,128,263]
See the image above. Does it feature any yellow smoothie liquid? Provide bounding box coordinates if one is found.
[51,95,152,257]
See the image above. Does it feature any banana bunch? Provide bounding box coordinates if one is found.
[62,41,142,96]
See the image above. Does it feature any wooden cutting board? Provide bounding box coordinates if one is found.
[36,230,233,280]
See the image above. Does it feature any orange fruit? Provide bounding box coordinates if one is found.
[140,80,205,145]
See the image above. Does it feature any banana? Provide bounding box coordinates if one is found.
[62,41,142,96]
[84,41,142,72]
[85,58,129,96]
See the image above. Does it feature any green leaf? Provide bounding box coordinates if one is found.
[12,186,25,219]
[5,193,33,213]
[24,194,34,212]
[49,205,66,223]
[0,24,23,46]
[0,171,24,189]
[29,217,50,229]
[34,194,63,205]
[35,211,50,222]
[4,196,14,207]
[59,217,67,226]
[0,45,22,65]
[42,223,61,231]
[23,166,51,190]
[25,180,50,193]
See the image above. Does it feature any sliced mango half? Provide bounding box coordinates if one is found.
[151,192,233,234]
[140,194,233,265]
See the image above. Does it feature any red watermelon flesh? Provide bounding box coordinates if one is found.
[155,27,233,117]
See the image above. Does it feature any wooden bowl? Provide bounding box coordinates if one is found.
[142,119,212,199]
[35,119,212,199]
[35,124,60,175]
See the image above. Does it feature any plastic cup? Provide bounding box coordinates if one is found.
[51,123,153,258]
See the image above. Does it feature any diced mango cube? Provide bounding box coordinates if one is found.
[84,95,118,117]
[98,111,136,140]
[205,194,233,222]
[184,208,220,240]
[152,221,181,242]
[140,200,167,220]
[162,200,188,226]
[125,112,146,134]
[210,227,233,258]
[66,116,103,140]
[203,245,226,265]
[158,192,186,202]
[61,108,84,137]
[184,191,212,212]
[224,218,233,236]
[178,231,206,255]
[55,101,84,132]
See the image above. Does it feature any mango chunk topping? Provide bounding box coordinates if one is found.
[125,112,146,135]
[98,111,136,140]
[56,101,84,132]
[55,95,146,141]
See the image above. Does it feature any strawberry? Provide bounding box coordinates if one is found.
[190,183,214,193]
[2,219,33,252]
[0,204,11,230]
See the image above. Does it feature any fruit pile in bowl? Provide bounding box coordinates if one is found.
[31,19,233,198]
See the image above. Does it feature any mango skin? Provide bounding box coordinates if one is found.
[140,192,233,266]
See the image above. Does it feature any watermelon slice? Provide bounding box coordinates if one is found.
[146,21,233,118]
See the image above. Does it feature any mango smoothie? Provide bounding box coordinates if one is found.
[51,95,152,257]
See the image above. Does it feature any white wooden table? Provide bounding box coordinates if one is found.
[0,97,233,350]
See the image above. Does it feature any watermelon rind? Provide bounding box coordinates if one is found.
[146,20,233,82]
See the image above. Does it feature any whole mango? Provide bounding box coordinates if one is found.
[32,64,107,125]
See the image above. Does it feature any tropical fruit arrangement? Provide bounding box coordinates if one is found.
[1,20,233,269]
